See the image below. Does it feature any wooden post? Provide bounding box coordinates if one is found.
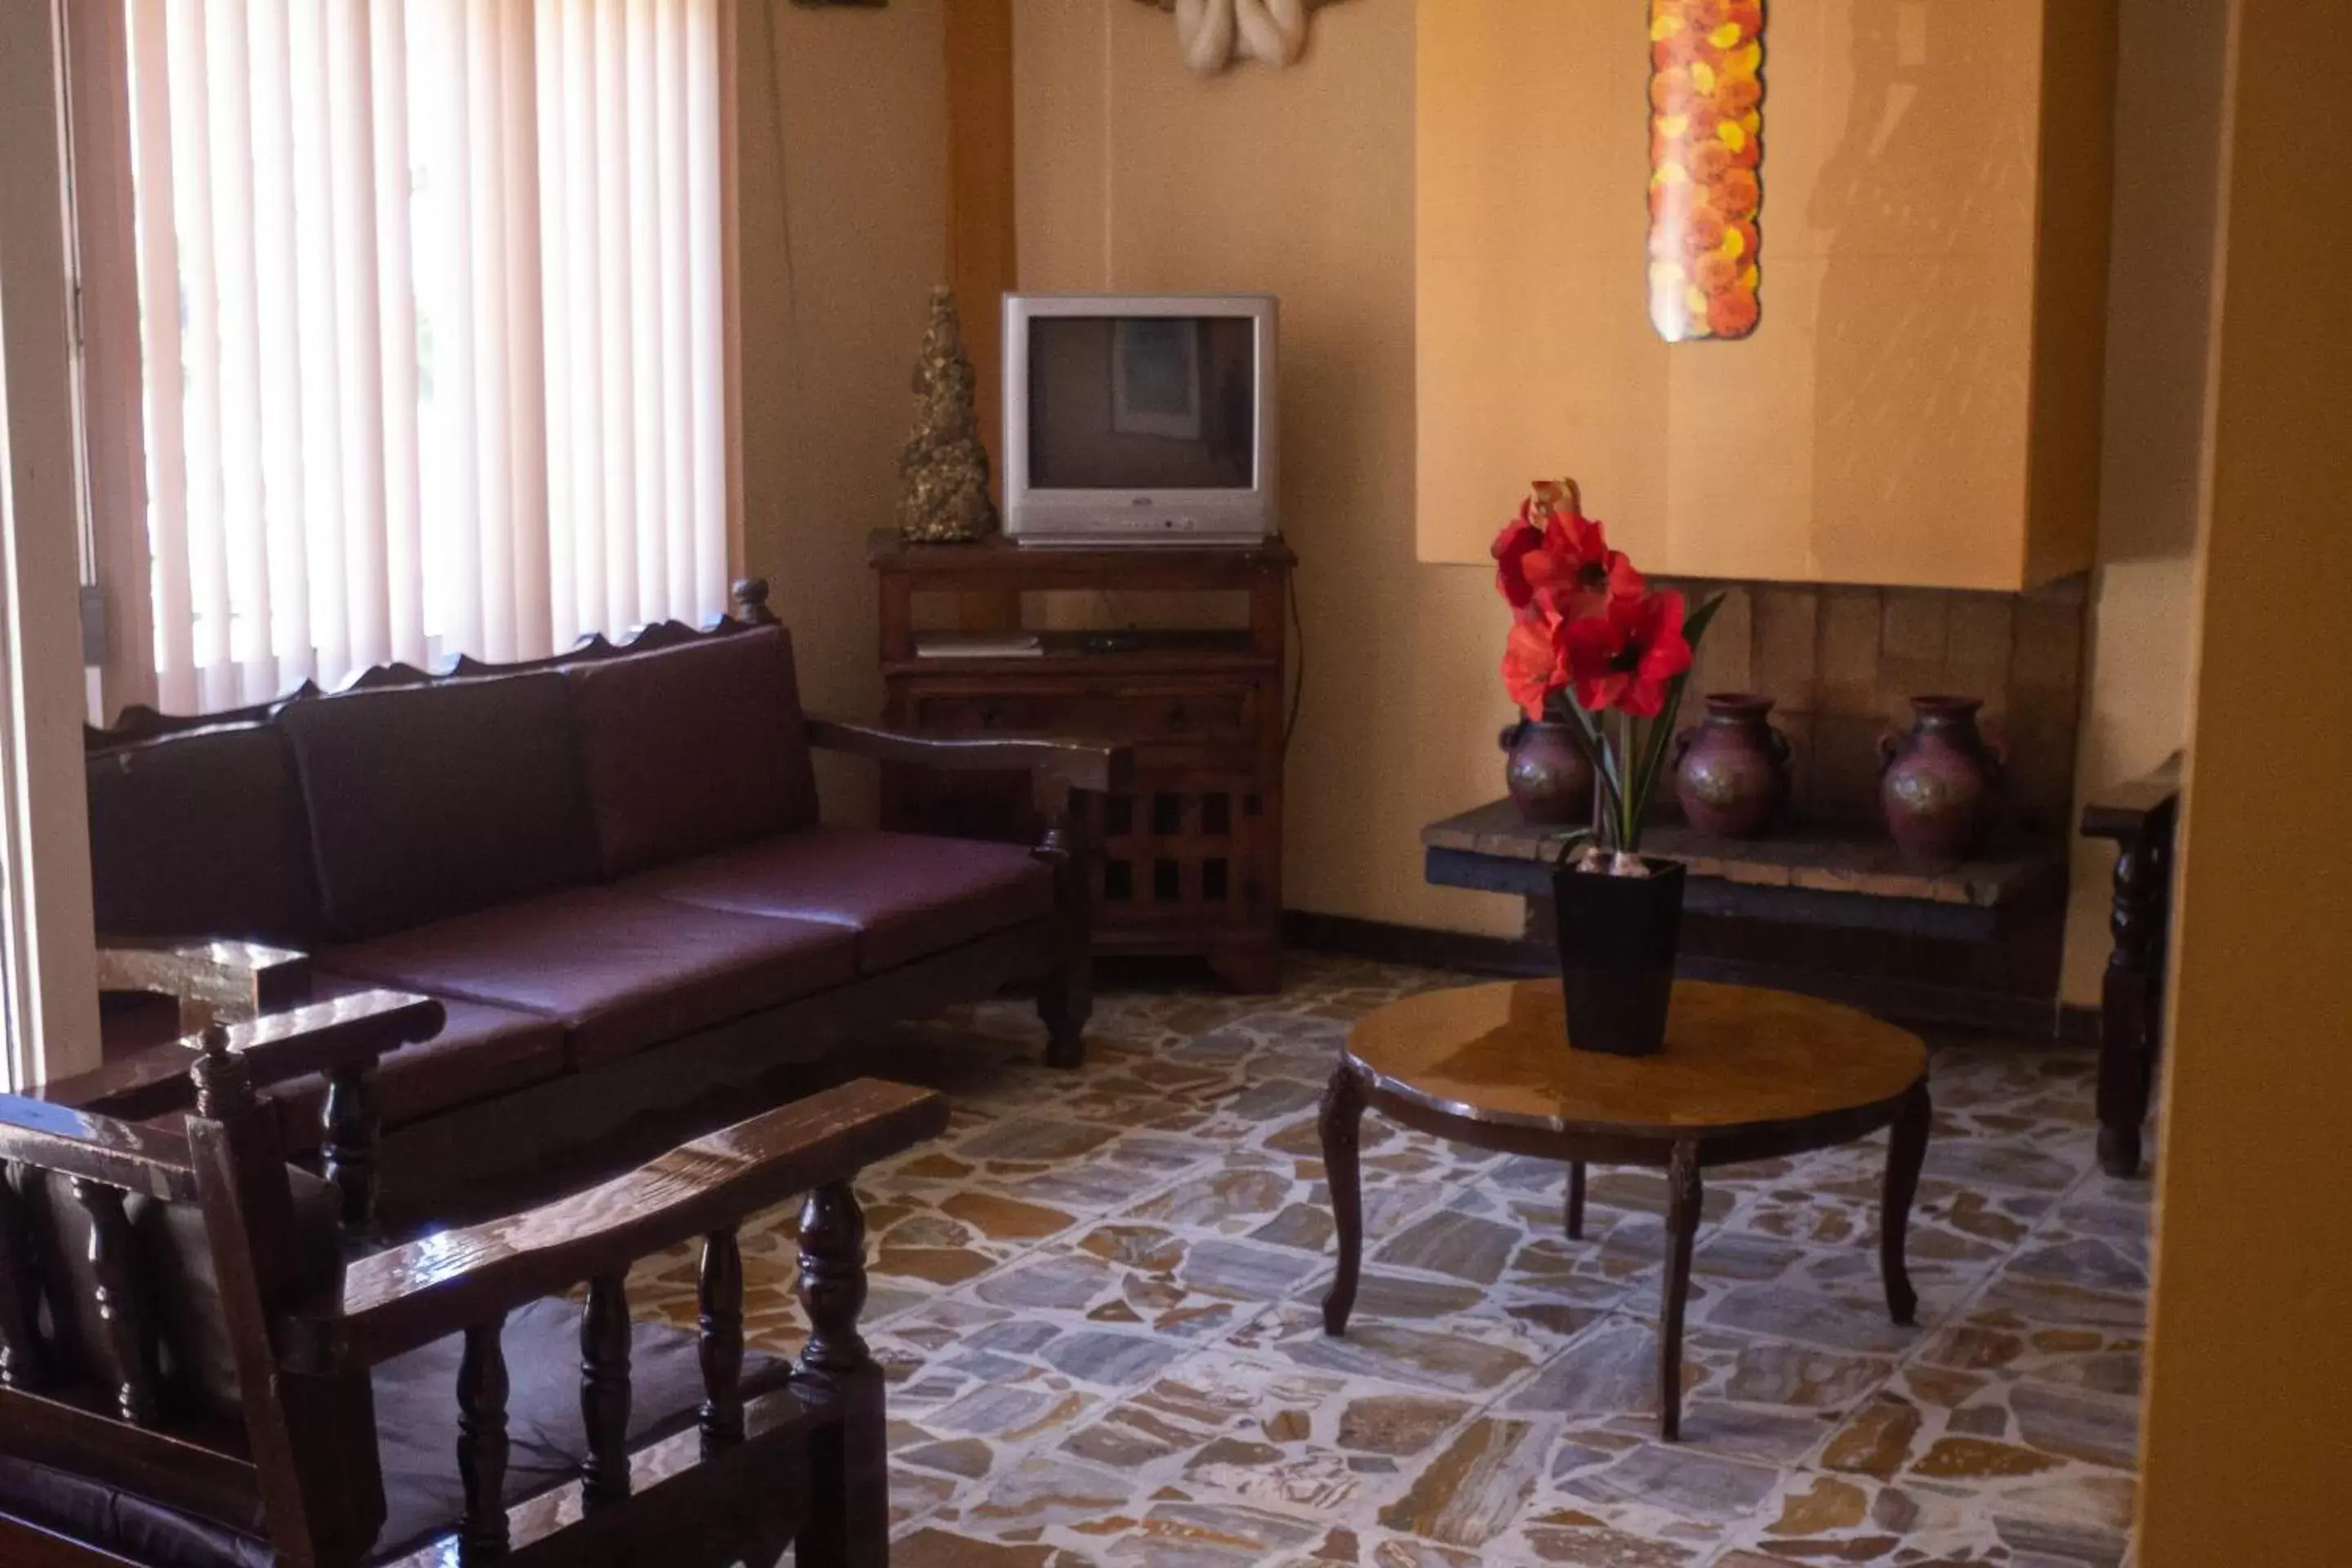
[698,1227,746,1453]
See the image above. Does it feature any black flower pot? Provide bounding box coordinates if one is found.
[1549,859,1686,1058]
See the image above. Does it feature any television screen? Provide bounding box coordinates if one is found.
[1025,316,1258,491]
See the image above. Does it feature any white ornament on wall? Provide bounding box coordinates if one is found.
[1134,0,1348,78]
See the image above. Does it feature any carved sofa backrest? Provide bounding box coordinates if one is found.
[85,583,822,951]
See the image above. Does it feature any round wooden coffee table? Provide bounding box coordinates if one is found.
[1320,980,1931,1441]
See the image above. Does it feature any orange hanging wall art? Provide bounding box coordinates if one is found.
[1646,0,1766,343]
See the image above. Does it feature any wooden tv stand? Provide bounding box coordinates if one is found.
[870,531,1294,992]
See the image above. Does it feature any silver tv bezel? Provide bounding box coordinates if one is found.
[1002,292,1279,546]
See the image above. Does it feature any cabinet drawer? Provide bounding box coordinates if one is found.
[910,684,1256,744]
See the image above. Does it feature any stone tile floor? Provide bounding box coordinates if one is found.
[624,955,2152,1567]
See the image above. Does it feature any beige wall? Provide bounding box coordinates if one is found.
[1013,0,1515,937]
[734,0,947,818]
[2138,1,2352,1557]
[2057,0,2224,1003]
[1415,1,2108,593]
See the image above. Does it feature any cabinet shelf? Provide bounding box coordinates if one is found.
[873,533,1292,993]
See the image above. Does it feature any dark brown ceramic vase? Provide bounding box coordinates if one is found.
[1502,719,1595,826]
[1673,693,1791,838]
[1878,695,2004,859]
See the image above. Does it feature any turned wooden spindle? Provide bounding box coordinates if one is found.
[1031,777,1094,1071]
[580,1273,633,1507]
[698,1227,746,1452]
[457,1319,510,1560]
[189,1020,252,1122]
[795,1182,871,1381]
[323,1060,383,1240]
[0,1162,51,1391]
[71,1178,158,1425]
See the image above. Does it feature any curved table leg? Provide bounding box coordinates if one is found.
[1658,1139,1702,1441]
[1882,1080,1932,1327]
[1320,1065,1365,1337]
[1566,1162,1587,1241]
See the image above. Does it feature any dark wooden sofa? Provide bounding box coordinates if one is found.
[0,996,945,1567]
[79,582,1119,1227]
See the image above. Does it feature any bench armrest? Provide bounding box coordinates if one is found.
[38,991,444,1122]
[290,1078,948,1370]
[805,716,1130,804]
[96,938,313,1027]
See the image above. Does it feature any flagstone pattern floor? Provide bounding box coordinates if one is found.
[621,956,2151,1567]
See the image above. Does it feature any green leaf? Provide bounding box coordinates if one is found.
[1560,698,1626,831]
[1628,591,1730,846]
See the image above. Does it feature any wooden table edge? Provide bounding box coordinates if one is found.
[1344,1057,1930,1169]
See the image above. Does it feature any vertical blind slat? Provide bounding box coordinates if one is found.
[505,1,552,663]
[597,0,635,637]
[250,0,310,689]
[330,0,390,678]
[686,0,724,620]
[167,0,231,710]
[657,0,692,626]
[534,0,577,653]
[627,0,663,627]
[290,0,350,685]
[207,0,274,703]
[128,0,196,713]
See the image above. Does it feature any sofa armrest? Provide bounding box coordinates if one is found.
[96,937,313,1028]
[291,1078,947,1370]
[805,717,1129,806]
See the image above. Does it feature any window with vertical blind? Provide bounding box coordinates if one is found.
[118,0,731,714]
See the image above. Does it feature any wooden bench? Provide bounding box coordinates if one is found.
[0,996,945,1566]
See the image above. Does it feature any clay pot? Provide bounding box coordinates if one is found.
[1878,695,2005,860]
[1501,719,1595,826]
[1673,693,1791,838]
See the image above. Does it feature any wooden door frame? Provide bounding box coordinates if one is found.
[0,0,103,1087]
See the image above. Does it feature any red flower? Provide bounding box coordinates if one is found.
[1528,510,1646,621]
[1564,589,1693,718]
[1491,514,1548,612]
[1494,482,1642,621]
[1503,612,1569,719]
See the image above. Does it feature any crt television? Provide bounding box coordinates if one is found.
[1003,292,1279,546]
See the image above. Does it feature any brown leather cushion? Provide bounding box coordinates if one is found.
[564,626,820,877]
[321,887,858,1067]
[86,724,321,946]
[630,827,1057,973]
[15,1164,342,1425]
[0,1298,791,1566]
[278,674,599,941]
[269,988,570,1152]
